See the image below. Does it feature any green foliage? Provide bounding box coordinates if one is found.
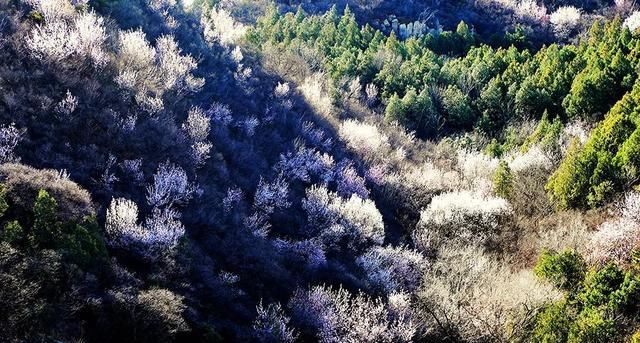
[566,308,616,343]
[534,249,586,293]
[578,264,625,308]
[2,221,24,246]
[442,85,473,128]
[28,10,44,23]
[521,112,563,153]
[0,188,107,268]
[61,216,108,268]
[385,88,436,136]
[0,184,8,219]
[493,160,514,198]
[30,190,61,249]
[250,6,640,152]
[531,249,640,342]
[532,301,573,343]
[547,84,640,209]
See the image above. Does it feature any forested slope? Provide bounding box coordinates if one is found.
[0,0,639,342]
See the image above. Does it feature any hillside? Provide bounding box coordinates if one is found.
[0,0,639,342]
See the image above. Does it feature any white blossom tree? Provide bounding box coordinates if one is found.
[146,161,196,208]
[253,301,297,343]
[357,245,428,293]
[115,30,203,109]
[624,11,640,32]
[589,192,640,266]
[105,198,185,260]
[253,176,291,215]
[302,185,384,250]
[550,6,582,38]
[413,190,513,252]
[26,10,108,69]
[0,123,24,164]
[182,107,213,166]
[288,285,415,343]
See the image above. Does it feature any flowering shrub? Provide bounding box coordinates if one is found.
[301,121,333,150]
[201,7,247,46]
[299,73,334,116]
[335,161,369,199]
[589,192,640,266]
[115,31,203,105]
[419,245,561,342]
[276,145,334,183]
[182,107,212,166]
[624,11,640,32]
[26,0,74,22]
[146,162,195,208]
[507,146,553,174]
[550,6,582,37]
[155,35,204,95]
[414,190,513,251]
[26,11,108,69]
[288,285,415,343]
[253,301,297,343]
[514,0,547,22]
[105,198,185,259]
[357,245,428,293]
[302,185,384,249]
[207,102,234,126]
[0,124,23,164]
[339,119,390,159]
[254,176,291,215]
[457,150,499,194]
[223,187,243,214]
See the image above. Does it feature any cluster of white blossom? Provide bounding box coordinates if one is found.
[115,30,203,111]
[120,158,144,183]
[357,245,428,293]
[26,0,75,22]
[339,119,390,159]
[335,161,370,199]
[419,245,561,342]
[624,11,640,31]
[289,285,415,343]
[276,144,334,183]
[589,192,640,266]
[207,102,234,126]
[253,301,297,343]
[0,123,24,164]
[506,146,553,173]
[54,90,78,116]
[201,7,247,46]
[414,190,512,251]
[302,185,384,249]
[274,82,291,98]
[146,161,196,208]
[26,9,108,69]
[301,121,333,150]
[299,73,334,117]
[457,150,499,194]
[254,176,291,215]
[222,187,243,214]
[365,83,379,107]
[105,198,185,259]
[550,6,582,37]
[182,107,213,166]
